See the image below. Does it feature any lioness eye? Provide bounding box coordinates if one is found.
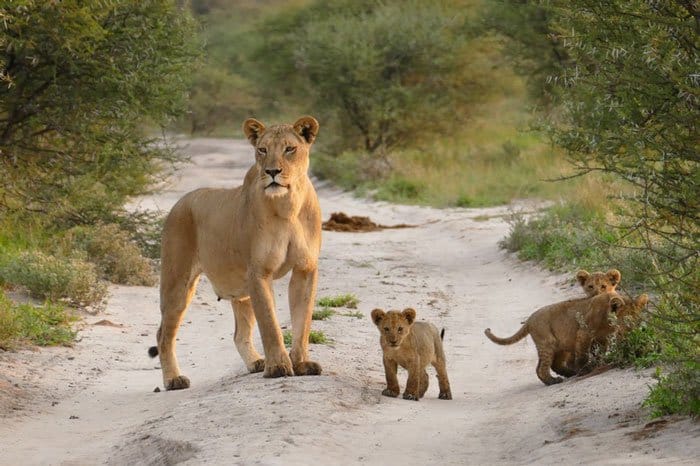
[285,146,296,154]
[257,147,267,155]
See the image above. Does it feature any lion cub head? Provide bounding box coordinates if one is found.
[609,293,649,333]
[576,269,621,297]
[243,116,319,198]
[371,308,416,348]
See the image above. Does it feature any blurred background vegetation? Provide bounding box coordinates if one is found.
[0,0,696,415]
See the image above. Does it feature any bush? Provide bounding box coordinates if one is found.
[0,290,76,349]
[64,224,155,286]
[645,364,700,418]
[0,251,106,305]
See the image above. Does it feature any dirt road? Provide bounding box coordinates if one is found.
[1,138,697,465]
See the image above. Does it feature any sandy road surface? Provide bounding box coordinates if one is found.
[0,138,697,465]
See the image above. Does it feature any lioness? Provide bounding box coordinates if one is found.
[371,308,452,401]
[149,116,323,390]
[484,292,648,385]
[576,269,621,297]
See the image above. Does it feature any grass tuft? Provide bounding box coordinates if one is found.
[0,291,77,349]
[317,294,359,309]
[283,329,329,346]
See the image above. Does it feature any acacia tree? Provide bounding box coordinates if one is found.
[0,0,199,226]
[541,0,698,414]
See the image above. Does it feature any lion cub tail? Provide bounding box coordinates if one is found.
[484,324,529,345]
[148,346,159,358]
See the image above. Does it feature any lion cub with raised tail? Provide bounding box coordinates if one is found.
[371,308,452,401]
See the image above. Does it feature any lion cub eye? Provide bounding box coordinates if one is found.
[285,146,296,155]
[398,327,403,333]
[383,327,390,332]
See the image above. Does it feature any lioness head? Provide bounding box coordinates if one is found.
[576,269,621,297]
[242,116,319,198]
[371,308,416,348]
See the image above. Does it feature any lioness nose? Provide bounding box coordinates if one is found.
[265,168,282,178]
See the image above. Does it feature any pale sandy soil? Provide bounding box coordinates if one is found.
[0,138,697,465]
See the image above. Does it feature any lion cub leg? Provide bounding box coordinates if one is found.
[418,370,430,398]
[535,343,564,386]
[157,274,200,390]
[288,268,322,376]
[433,338,452,400]
[551,351,577,378]
[381,356,400,398]
[403,361,423,401]
[232,297,265,373]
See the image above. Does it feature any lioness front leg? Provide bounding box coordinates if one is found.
[382,356,400,398]
[288,267,322,376]
[232,297,265,373]
[249,272,293,378]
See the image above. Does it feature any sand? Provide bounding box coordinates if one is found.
[0,137,697,465]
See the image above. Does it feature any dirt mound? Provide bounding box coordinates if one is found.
[322,212,413,232]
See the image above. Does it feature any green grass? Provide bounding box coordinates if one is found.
[340,311,364,319]
[0,291,77,349]
[283,329,329,346]
[312,308,335,320]
[317,294,359,309]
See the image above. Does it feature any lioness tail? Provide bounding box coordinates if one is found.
[440,328,445,341]
[484,324,529,345]
[148,346,159,358]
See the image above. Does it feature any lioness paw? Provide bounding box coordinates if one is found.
[165,375,191,390]
[382,388,399,398]
[264,363,293,378]
[293,360,322,376]
[402,393,419,401]
[439,391,452,400]
[248,359,265,373]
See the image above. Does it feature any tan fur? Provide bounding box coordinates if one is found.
[484,292,648,385]
[150,116,322,390]
[576,269,621,297]
[371,308,452,401]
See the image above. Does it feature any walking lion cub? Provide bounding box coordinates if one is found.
[371,308,452,401]
[485,291,648,385]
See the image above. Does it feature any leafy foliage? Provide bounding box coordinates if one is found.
[0,290,76,349]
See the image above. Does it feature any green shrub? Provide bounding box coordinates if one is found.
[0,251,106,305]
[317,294,359,309]
[64,224,155,286]
[0,291,76,349]
[312,308,335,320]
[603,325,663,369]
[283,329,329,346]
[645,364,700,418]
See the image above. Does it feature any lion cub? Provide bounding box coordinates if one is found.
[371,308,452,401]
[485,291,648,385]
[576,269,621,297]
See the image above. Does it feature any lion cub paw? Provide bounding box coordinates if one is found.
[248,359,265,373]
[402,392,419,401]
[263,363,294,378]
[382,388,399,398]
[293,360,322,376]
[439,391,452,400]
[165,375,191,390]
[544,377,564,386]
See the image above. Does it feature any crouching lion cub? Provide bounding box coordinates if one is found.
[371,308,452,401]
[485,292,648,386]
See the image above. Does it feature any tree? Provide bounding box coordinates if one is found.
[537,0,698,414]
[0,0,199,226]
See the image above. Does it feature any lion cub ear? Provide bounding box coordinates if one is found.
[371,308,385,326]
[635,294,649,308]
[576,270,590,286]
[606,269,621,286]
[293,116,319,144]
[610,296,624,313]
[243,118,266,146]
[402,308,416,324]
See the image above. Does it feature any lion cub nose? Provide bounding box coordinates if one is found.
[265,168,282,178]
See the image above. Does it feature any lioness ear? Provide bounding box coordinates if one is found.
[243,118,265,146]
[635,294,649,308]
[576,270,590,286]
[293,116,319,144]
[607,269,621,286]
[402,308,416,324]
[371,308,385,326]
[610,296,624,313]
